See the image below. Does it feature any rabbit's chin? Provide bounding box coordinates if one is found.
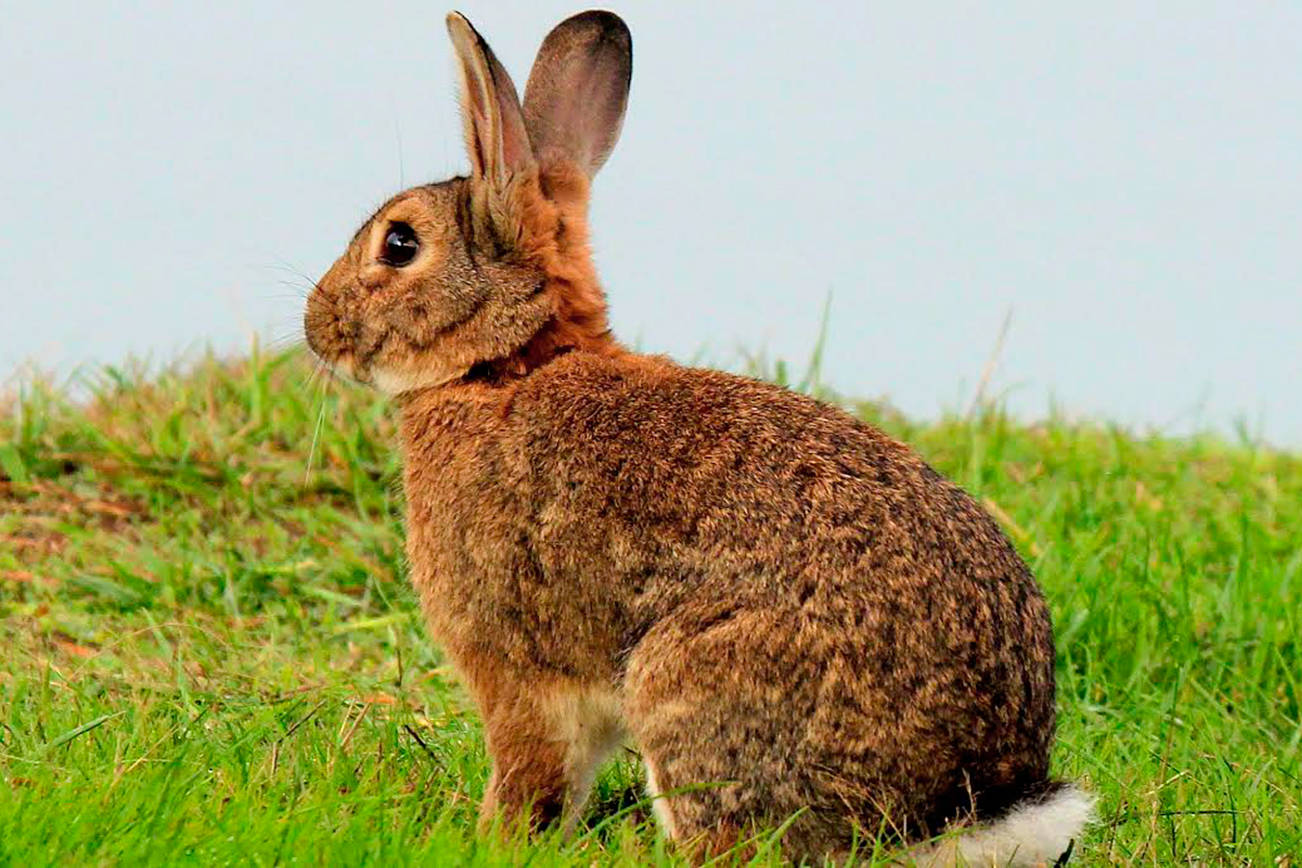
[370,364,466,396]
[323,352,466,396]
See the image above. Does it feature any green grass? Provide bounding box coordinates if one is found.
[1,344,1299,865]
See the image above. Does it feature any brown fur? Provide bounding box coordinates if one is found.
[305,10,1064,863]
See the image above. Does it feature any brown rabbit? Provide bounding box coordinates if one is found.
[304,9,1091,864]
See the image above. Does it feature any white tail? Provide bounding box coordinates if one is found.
[907,784,1094,867]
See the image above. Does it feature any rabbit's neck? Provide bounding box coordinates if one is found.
[466,162,624,383]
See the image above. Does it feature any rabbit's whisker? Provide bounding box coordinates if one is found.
[303,378,330,489]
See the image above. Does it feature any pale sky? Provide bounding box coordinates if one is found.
[3,2,1300,443]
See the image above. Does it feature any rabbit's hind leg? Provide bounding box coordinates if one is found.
[623,606,831,862]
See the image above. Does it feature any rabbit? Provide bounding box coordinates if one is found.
[303,9,1091,865]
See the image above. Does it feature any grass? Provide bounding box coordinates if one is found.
[1,343,1299,865]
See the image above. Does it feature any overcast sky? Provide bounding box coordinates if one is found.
[3,1,1299,443]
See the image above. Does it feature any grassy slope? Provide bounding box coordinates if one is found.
[0,346,1298,866]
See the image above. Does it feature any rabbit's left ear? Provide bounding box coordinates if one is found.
[524,11,632,178]
[446,12,534,187]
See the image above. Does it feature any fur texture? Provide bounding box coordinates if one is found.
[303,9,1088,864]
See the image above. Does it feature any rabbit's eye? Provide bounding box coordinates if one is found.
[380,222,419,266]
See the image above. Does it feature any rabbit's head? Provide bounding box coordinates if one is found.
[305,11,631,394]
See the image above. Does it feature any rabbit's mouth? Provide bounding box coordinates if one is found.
[303,340,360,386]
[328,352,358,382]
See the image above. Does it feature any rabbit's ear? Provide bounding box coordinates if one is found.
[446,12,533,186]
[523,11,631,178]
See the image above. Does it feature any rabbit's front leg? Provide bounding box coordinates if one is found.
[470,662,625,835]
[479,733,567,832]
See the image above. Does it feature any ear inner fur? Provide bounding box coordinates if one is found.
[446,12,534,187]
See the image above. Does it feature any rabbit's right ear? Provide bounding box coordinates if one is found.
[446,12,534,188]
[523,11,632,178]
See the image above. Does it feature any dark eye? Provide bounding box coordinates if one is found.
[380,222,419,266]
